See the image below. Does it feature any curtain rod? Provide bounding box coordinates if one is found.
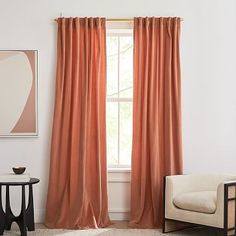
[107,18,184,22]
[54,17,184,22]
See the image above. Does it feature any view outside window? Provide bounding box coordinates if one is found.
[106,34,133,167]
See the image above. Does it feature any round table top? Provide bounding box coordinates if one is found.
[0,178,40,186]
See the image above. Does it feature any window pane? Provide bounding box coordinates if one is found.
[106,102,118,166]
[107,37,118,98]
[106,33,133,168]
[119,102,132,166]
[119,36,133,98]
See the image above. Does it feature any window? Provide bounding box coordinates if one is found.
[106,26,133,168]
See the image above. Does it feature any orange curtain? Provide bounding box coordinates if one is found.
[129,17,183,229]
[45,17,111,229]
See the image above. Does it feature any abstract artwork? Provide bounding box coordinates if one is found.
[0,50,38,136]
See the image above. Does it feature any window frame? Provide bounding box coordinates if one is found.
[106,26,133,169]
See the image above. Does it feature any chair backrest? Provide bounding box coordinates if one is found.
[166,174,236,194]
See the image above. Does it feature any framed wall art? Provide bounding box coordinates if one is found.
[0,50,38,137]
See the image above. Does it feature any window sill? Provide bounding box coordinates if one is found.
[108,167,131,173]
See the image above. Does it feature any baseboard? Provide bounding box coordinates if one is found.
[108,208,130,221]
[109,212,130,221]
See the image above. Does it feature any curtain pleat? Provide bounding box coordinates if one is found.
[45,17,111,229]
[129,17,183,229]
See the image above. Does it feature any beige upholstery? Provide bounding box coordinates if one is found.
[173,191,217,214]
[164,175,236,229]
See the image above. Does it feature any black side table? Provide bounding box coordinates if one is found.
[0,178,40,236]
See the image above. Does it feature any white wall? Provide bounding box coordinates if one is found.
[0,0,236,223]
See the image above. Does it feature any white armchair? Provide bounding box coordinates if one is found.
[163,175,236,235]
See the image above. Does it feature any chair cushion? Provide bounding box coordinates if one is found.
[173,191,217,214]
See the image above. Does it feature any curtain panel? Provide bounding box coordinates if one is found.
[45,17,111,229]
[129,17,183,228]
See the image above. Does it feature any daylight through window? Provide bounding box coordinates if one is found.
[106,29,133,168]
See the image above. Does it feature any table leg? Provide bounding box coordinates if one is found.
[26,185,35,231]
[18,185,27,236]
[0,185,5,235]
[5,186,14,230]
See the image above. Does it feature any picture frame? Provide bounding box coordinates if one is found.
[0,50,38,137]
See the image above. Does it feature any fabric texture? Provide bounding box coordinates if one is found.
[129,17,183,228]
[45,17,111,229]
[173,191,217,214]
